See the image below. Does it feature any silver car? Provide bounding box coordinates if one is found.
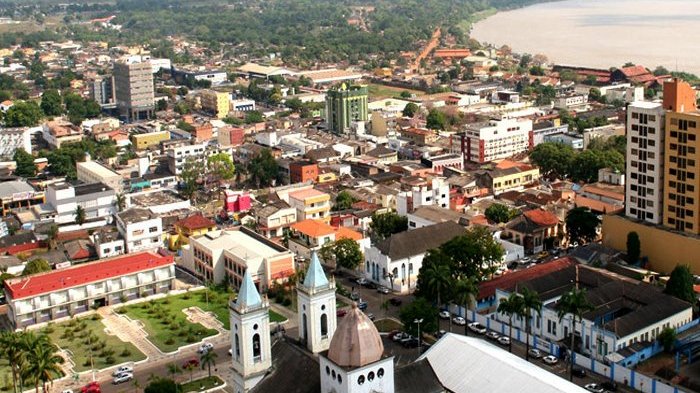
[112,372,133,384]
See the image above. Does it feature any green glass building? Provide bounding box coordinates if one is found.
[325,84,369,134]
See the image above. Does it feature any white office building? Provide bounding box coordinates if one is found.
[116,208,163,253]
[44,182,117,225]
[462,118,533,164]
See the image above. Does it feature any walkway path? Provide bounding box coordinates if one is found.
[97,307,163,360]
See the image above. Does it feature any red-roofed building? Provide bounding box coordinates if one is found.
[289,219,368,259]
[504,209,563,254]
[171,214,218,250]
[4,251,175,328]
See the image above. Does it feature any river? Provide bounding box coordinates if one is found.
[471,0,700,75]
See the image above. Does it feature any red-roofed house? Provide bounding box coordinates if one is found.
[503,209,563,254]
[170,214,218,250]
[4,251,175,328]
[289,219,368,259]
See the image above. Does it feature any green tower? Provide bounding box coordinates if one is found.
[325,83,369,134]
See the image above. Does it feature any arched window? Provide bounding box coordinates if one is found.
[321,313,328,337]
[302,314,308,343]
[234,333,240,360]
[252,333,261,361]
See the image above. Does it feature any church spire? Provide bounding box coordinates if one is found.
[303,251,329,289]
[236,269,262,310]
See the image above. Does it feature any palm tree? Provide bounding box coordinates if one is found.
[131,377,141,393]
[183,362,196,383]
[74,205,86,226]
[22,334,64,393]
[497,293,524,353]
[557,288,594,381]
[166,363,182,383]
[0,332,25,393]
[421,253,453,327]
[46,225,59,250]
[114,193,126,212]
[200,350,218,378]
[520,287,543,362]
[453,277,478,337]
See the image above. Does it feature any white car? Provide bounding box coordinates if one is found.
[485,331,500,341]
[468,322,486,334]
[452,316,466,325]
[112,373,133,384]
[112,366,133,376]
[528,348,543,359]
[497,336,510,346]
[438,310,451,320]
[61,390,74,393]
[542,355,558,365]
[198,342,214,354]
[584,383,605,393]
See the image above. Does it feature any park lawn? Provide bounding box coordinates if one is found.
[269,310,287,323]
[374,319,402,333]
[367,83,423,100]
[179,376,224,393]
[43,317,146,372]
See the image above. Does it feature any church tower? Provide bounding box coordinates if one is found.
[230,269,272,393]
[297,251,337,353]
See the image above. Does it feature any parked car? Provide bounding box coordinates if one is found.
[518,257,532,265]
[507,261,518,270]
[600,381,618,391]
[389,298,402,306]
[584,383,605,393]
[112,373,133,385]
[62,390,74,393]
[453,316,466,326]
[391,332,409,342]
[349,292,360,301]
[542,355,558,365]
[497,336,510,346]
[358,300,368,311]
[228,348,232,356]
[355,277,368,286]
[271,325,286,336]
[336,309,348,317]
[365,312,376,321]
[527,348,543,359]
[401,336,420,348]
[537,251,549,259]
[485,331,500,341]
[364,281,377,290]
[197,342,214,354]
[438,310,451,320]
[435,329,446,339]
[81,382,100,393]
[571,367,586,378]
[468,322,486,334]
[182,359,200,369]
[112,366,133,377]
[376,286,390,294]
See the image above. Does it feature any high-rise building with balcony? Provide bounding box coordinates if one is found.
[114,60,154,122]
[325,84,368,134]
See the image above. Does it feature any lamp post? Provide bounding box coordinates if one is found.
[414,318,424,355]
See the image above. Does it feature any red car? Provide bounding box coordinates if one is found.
[182,359,200,369]
[336,309,348,317]
[81,382,100,393]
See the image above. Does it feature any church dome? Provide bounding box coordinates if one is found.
[327,303,384,368]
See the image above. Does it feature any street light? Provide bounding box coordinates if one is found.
[414,318,424,354]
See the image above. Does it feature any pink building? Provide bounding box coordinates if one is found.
[224,189,251,213]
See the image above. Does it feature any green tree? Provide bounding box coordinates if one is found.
[657,327,677,353]
[566,207,600,245]
[40,89,62,117]
[399,297,438,337]
[144,377,177,393]
[665,265,695,303]
[570,149,624,183]
[22,334,64,393]
[453,277,478,336]
[497,293,524,352]
[626,232,641,264]
[114,193,126,212]
[23,259,51,276]
[417,250,453,310]
[13,148,36,178]
[331,238,363,270]
[74,205,86,226]
[46,225,59,251]
[557,288,594,381]
[285,98,303,112]
[199,350,218,378]
[529,142,575,180]
[520,288,543,361]
[245,110,264,124]
[426,109,447,130]
[179,157,203,201]
[206,153,236,187]
[369,212,408,240]
[334,191,357,211]
[5,101,43,127]
[440,226,504,279]
[156,99,168,111]
[0,332,25,393]
[485,203,517,224]
[166,363,181,384]
[402,102,419,118]
[247,149,278,187]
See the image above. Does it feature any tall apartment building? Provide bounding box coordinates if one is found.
[114,60,155,122]
[90,75,116,107]
[200,90,230,119]
[625,102,665,224]
[662,79,700,234]
[461,118,533,163]
[325,84,368,134]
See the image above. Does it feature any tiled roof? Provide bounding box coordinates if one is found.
[620,65,649,77]
[4,251,173,300]
[175,214,216,231]
[288,188,328,201]
[478,257,577,300]
[334,226,363,241]
[523,209,559,227]
[291,219,335,237]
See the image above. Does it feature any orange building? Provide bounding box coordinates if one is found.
[289,161,319,184]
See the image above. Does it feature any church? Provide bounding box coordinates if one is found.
[228,252,588,393]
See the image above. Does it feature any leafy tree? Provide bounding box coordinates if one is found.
[520,288,542,361]
[657,327,677,353]
[23,259,51,276]
[75,205,86,226]
[626,232,640,264]
[47,225,59,250]
[331,238,363,270]
[485,203,517,224]
[166,363,182,384]
[369,212,408,240]
[426,109,447,130]
[156,99,168,111]
[144,377,177,393]
[529,142,575,180]
[245,110,264,124]
[665,265,695,303]
[5,101,43,127]
[439,226,504,279]
[206,152,236,186]
[40,89,62,117]
[13,148,36,178]
[247,149,278,187]
[114,193,127,212]
[416,250,453,310]
[200,350,218,378]
[179,157,203,201]
[399,297,438,337]
[285,98,303,112]
[334,191,357,211]
[402,102,419,118]
[565,207,600,244]
[570,149,624,183]
[453,277,478,336]
[498,293,524,352]
[21,333,64,393]
[399,90,412,99]
[557,288,594,381]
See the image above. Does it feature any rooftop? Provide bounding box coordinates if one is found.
[375,221,465,260]
[131,189,187,207]
[175,214,216,231]
[4,251,173,300]
[117,207,157,224]
[77,160,120,178]
[288,188,328,201]
[0,180,35,199]
[74,182,113,196]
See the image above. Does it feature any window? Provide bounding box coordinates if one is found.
[321,314,328,337]
[252,334,261,361]
[149,226,158,233]
[377,368,385,378]
[234,333,240,360]
[368,372,375,381]
[358,375,365,385]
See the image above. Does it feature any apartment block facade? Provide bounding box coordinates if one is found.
[325,84,369,134]
[114,60,155,122]
[461,118,533,163]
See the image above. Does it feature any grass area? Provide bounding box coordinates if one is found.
[374,318,403,333]
[367,83,424,100]
[42,316,146,372]
[269,310,287,323]
[336,299,348,309]
[179,376,224,393]
[121,296,218,353]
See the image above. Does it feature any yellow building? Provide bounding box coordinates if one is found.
[200,90,230,119]
[484,165,540,195]
[317,172,337,184]
[288,188,331,223]
[602,214,700,274]
[169,214,218,250]
[130,130,170,150]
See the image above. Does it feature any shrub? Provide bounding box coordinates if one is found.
[165,338,175,345]
[186,335,196,343]
[116,308,127,314]
[104,356,115,365]
[120,347,131,357]
[282,297,292,307]
[161,298,170,305]
[91,314,101,321]
[44,323,55,334]
[83,359,91,367]
[177,329,187,337]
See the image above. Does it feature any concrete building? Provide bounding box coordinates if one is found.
[288,219,366,260]
[77,157,123,193]
[461,118,533,163]
[130,130,170,150]
[396,177,450,216]
[116,208,163,253]
[0,126,36,158]
[45,182,116,225]
[325,84,369,134]
[0,180,44,217]
[167,143,233,176]
[289,161,319,184]
[114,60,155,122]
[288,188,331,223]
[200,90,230,119]
[256,201,297,238]
[625,101,665,224]
[553,93,588,110]
[89,75,116,107]
[4,251,175,328]
[187,227,295,289]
